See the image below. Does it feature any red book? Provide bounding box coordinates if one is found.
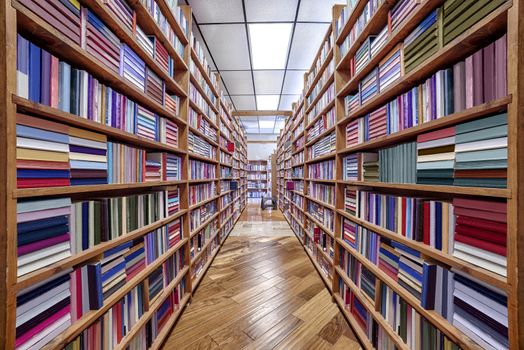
[17,178,70,188]
[453,198,507,213]
[423,201,430,245]
[455,224,506,246]
[227,142,235,152]
[473,51,484,106]
[454,207,506,223]
[456,216,507,234]
[455,234,506,256]
[401,197,406,236]
[314,227,320,243]
[417,126,456,143]
[50,55,59,108]
[483,43,495,102]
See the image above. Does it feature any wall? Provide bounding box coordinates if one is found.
[247,142,276,160]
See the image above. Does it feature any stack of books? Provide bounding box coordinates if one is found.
[165,94,180,116]
[124,241,146,281]
[365,105,387,141]
[307,159,334,180]
[188,132,216,159]
[452,198,507,276]
[18,0,80,44]
[371,26,388,57]
[403,10,438,73]
[146,68,165,105]
[359,68,378,105]
[378,45,403,92]
[165,153,182,181]
[355,37,375,74]
[17,198,72,277]
[104,0,133,31]
[189,109,218,142]
[344,188,357,215]
[107,142,145,184]
[190,201,216,231]
[307,201,334,231]
[145,227,169,265]
[390,0,420,32]
[100,242,131,300]
[160,117,179,147]
[392,241,424,301]
[378,241,400,281]
[345,118,364,147]
[85,10,121,73]
[120,44,146,91]
[167,218,183,248]
[166,188,180,215]
[145,153,164,182]
[137,105,159,141]
[379,142,416,183]
[443,0,508,45]
[362,152,380,182]
[416,126,456,186]
[15,271,72,349]
[451,271,509,350]
[149,35,170,73]
[345,93,360,116]
[307,132,336,159]
[454,113,508,188]
[16,114,71,188]
[148,266,164,301]
[136,24,154,56]
[69,127,108,186]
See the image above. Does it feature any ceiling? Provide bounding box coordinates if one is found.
[184,0,345,124]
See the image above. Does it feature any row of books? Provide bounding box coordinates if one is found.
[292,166,304,178]
[189,200,217,232]
[291,151,304,166]
[293,135,305,151]
[308,159,335,180]
[188,132,217,160]
[189,220,218,258]
[307,60,335,105]
[246,164,267,171]
[189,83,217,124]
[189,108,218,142]
[307,201,335,232]
[221,166,232,179]
[189,159,216,180]
[307,83,335,125]
[335,0,359,36]
[189,182,216,206]
[308,183,335,206]
[191,35,219,90]
[305,34,334,92]
[307,108,336,142]
[189,59,217,106]
[307,132,336,160]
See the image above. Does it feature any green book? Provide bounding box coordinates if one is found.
[455,147,507,162]
[456,113,507,134]
[454,159,507,169]
[455,125,507,144]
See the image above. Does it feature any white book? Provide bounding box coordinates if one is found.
[79,70,89,119]
[16,137,69,153]
[453,314,506,350]
[455,137,508,153]
[454,242,507,267]
[17,243,71,276]
[16,281,70,321]
[16,288,70,327]
[17,72,29,99]
[69,136,107,150]
[69,152,107,162]
[453,247,506,277]
[417,152,456,162]
[18,314,71,350]
[455,280,508,317]
[454,288,507,326]
[17,198,71,213]
[417,136,456,150]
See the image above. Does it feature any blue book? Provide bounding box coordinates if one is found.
[58,61,71,113]
[18,223,69,246]
[81,202,89,251]
[103,241,133,258]
[70,160,108,170]
[392,240,421,258]
[399,260,423,283]
[87,263,103,309]
[40,50,51,106]
[101,260,126,283]
[28,42,41,102]
[16,125,69,144]
[17,169,70,179]
[71,178,108,186]
[17,35,29,99]
[17,215,69,234]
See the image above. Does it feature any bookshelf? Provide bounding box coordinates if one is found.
[278,0,523,349]
[247,159,270,200]
[0,1,247,349]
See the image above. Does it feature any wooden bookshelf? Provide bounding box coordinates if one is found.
[247,159,270,200]
[277,1,523,349]
[0,1,247,349]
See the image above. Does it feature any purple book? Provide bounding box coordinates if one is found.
[473,51,484,106]
[494,34,507,99]
[18,233,69,256]
[483,43,495,103]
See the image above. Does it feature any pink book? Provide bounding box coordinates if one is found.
[454,207,507,223]
[417,126,456,143]
[50,55,59,108]
[15,305,71,347]
[465,56,474,109]
[483,43,495,102]
[473,51,484,106]
[453,198,507,213]
[17,207,71,223]
[18,234,70,255]
[453,61,466,113]
[495,34,508,99]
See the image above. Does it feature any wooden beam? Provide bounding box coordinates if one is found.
[232,110,292,117]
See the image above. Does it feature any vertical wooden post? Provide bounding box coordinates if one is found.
[507,1,524,348]
[0,2,18,348]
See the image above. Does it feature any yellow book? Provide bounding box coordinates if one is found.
[69,127,107,143]
[17,148,69,162]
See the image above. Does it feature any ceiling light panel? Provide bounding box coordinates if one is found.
[220,71,254,95]
[253,70,285,94]
[231,95,256,110]
[279,94,301,110]
[188,0,244,23]
[200,24,251,70]
[249,23,293,70]
[245,0,298,22]
[297,0,346,22]
[256,95,280,110]
[258,120,276,129]
[287,23,330,70]
[259,128,276,134]
[282,70,307,94]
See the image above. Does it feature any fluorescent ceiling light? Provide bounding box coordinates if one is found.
[256,95,280,110]
[259,120,275,128]
[249,23,293,69]
[259,128,275,134]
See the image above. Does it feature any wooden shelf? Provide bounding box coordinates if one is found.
[189,99,218,129]
[148,293,191,350]
[338,0,445,96]
[42,240,189,349]
[337,238,485,350]
[305,99,336,130]
[338,180,511,199]
[335,0,369,45]
[14,180,187,199]
[304,211,334,238]
[337,210,508,290]
[191,240,221,291]
[303,243,333,292]
[338,96,511,153]
[333,294,374,350]
[155,0,190,45]
[190,213,219,237]
[304,195,336,211]
[188,152,219,164]
[305,152,336,164]
[188,195,220,211]
[190,48,220,98]
[305,125,336,147]
[190,229,220,265]
[190,72,219,114]
[305,48,334,99]
[188,125,219,147]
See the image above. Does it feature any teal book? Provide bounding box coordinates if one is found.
[455,148,507,162]
[455,125,507,144]
[456,113,507,134]
[454,159,507,170]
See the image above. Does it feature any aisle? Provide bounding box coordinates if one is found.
[162,203,361,350]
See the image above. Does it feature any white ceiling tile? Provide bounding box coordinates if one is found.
[241,116,258,122]
[220,71,254,95]
[231,95,256,110]
[249,24,293,70]
[200,24,251,70]
[279,95,301,110]
[287,23,330,69]
[188,0,244,23]
[282,70,307,94]
[297,0,346,22]
[253,71,285,94]
[245,0,298,22]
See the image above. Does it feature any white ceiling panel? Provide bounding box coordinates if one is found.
[245,0,299,22]
[287,23,330,70]
[298,0,346,22]
[259,128,275,134]
[200,24,251,70]
[220,71,254,95]
[253,71,285,94]
[231,95,256,110]
[282,70,307,94]
[279,95,301,110]
[187,0,244,23]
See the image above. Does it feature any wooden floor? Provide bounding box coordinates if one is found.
[162,204,361,350]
